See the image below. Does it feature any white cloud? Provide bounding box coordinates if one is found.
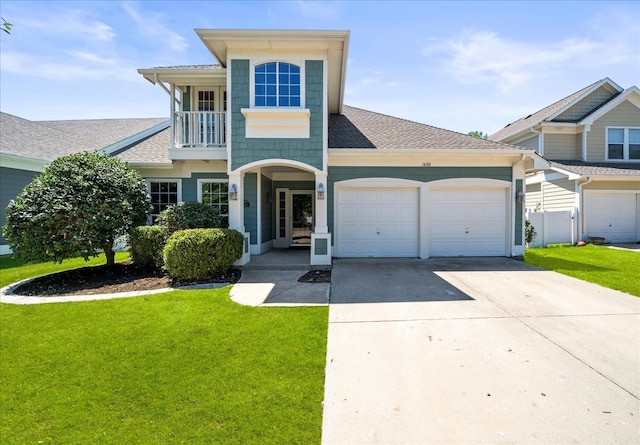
[422,25,639,92]
[122,2,188,52]
[23,10,116,42]
[1,51,139,82]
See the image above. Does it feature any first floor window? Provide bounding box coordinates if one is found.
[199,180,229,226]
[148,180,179,223]
[607,127,640,161]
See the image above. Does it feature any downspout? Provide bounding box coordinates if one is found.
[580,123,591,161]
[577,176,593,242]
[530,126,543,156]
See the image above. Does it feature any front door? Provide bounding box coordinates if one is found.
[275,189,314,247]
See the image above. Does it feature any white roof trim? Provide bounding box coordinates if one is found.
[99,120,170,156]
[549,166,582,180]
[545,77,623,122]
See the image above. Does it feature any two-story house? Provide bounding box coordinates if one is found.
[1,29,549,262]
[491,78,640,245]
[127,28,546,266]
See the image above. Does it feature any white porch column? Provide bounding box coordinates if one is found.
[228,172,250,265]
[311,173,331,266]
[512,160,526,257]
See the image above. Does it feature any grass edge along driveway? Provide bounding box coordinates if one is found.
[0,255,328,444]
[525,244,640,297]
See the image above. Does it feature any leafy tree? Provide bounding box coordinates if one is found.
[1,18,12,34]
[468,130,488,139]
[3,151,151,266]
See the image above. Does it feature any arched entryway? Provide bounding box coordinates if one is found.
[227,160,330,266]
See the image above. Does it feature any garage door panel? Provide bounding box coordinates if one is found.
[430,189,506,257]
[585,193,638,243]
[337,187,419,257]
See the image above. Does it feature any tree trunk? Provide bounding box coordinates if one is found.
[104,238,115,266]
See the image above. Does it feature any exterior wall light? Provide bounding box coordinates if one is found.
[317,183,325,200]
[516,190,525,203]
[229,183,238,201]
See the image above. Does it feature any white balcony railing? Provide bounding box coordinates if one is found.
[174,111,226,148]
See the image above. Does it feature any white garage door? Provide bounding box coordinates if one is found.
[584,193,639,243]
[337,187,419,257]
[430,188,507,256]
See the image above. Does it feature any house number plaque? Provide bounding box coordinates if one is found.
[421,162,432,167]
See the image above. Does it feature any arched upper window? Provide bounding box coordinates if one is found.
[255,62,301,107]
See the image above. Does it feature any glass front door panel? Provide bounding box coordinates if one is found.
[291,193,313,245]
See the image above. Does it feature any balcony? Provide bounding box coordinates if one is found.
[170,111,227,160]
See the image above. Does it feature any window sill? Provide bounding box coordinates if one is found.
[241,107,310,139]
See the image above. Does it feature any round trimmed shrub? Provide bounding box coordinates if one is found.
[129,225,169,269]
[163,229,243,281]
[156,201,223,233]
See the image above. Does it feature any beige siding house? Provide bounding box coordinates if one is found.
[491,78,640,245]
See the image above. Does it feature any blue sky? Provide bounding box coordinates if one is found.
[1,0,638,135]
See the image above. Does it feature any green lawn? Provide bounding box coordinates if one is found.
[0,253,130,288]
[525,244,640,297]
[0,258,328,444]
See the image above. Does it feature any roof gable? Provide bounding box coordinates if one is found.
[490,78,624,142]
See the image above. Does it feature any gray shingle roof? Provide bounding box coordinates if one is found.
[330,106,523,151]
[0,112,167,163]
[116,128,171,164]
[489,80,602,142]
[551,160,640,177]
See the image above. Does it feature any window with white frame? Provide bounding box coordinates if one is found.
[148,180,181,223]
[198,179,229,226]
[607,127,640,160]
[254,62,301,107]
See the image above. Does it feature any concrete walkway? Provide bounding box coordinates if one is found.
[322,258,640,444]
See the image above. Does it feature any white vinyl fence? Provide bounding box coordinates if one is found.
[526,209,576,247]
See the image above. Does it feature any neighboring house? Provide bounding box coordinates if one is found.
[490,78,640,245]
[0,112,169,254]
[129,29,547,266]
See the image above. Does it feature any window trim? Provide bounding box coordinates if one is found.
[146,179,182,223]
[250,59,305,108]
[605,126,640,161]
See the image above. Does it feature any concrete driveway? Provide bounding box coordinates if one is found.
[322,257,640,444]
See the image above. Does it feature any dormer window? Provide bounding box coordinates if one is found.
[607,127,640,161]
[255,62,300,107]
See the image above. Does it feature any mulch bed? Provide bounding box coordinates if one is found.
[12,262,329,298]
[298,270,331,283]
[13,262,242,297]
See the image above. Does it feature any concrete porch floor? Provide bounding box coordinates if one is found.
[240,248,331,270]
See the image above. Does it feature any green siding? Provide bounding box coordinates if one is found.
[327,166,512,235]
[260,174,274,243]
[1,167,39,245]
[230,59,324,171]
[315,238,328,255]
[244,173,258,245]
[183,86,191,111]
[515,179,523,246]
